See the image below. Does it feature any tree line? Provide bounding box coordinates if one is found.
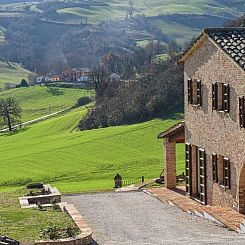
[79,41,183,130]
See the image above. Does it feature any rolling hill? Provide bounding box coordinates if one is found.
[0,0,244,45]
[0,86,94,123]
[0,62,34,87]
[0,107,184,193]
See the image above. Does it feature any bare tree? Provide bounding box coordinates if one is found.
[91,66,108,97]
[0,97,22,131]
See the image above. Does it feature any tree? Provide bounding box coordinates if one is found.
[225,14,245,27]
[0,97,22,131]
[20,79,29,87]
[91,66,108,97]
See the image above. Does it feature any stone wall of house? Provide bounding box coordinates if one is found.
[184,36,245,211]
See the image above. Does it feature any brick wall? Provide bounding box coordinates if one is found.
[184,37,245,211]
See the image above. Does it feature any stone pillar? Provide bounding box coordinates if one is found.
[164,140,176,189]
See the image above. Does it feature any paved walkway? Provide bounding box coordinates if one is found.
[64,191,245,245]
[147,187,245,232]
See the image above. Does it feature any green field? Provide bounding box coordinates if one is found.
[0,0,243,45]
[55,0,243,43]
[0,86,94,123]
[0,107,184,194]
[0,61,34,87]
[57,0,243,23]
[0,189,78,243]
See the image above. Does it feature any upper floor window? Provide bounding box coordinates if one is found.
[187,79,202,106]
[239,96,245,128]
[212,82,230,113]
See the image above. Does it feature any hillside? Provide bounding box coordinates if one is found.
[0,0,243,72]
[0,86,94,123]
[0,108,184,193]
[0,61,34,87]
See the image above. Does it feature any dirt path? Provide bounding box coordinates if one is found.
[64,191,245,245]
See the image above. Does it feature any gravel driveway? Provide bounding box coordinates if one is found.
[64,191,245,245]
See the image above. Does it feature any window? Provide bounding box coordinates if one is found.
[212,82,230,113]
[223,157,231,189]
[187,79,202,106]
[239,96,245,128]
[212,154,218,183]
[215,154,231,189]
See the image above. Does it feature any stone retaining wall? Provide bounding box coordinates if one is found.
[19,185,61,208]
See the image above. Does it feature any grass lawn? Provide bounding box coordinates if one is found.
[0,189,77,244]
[0,86,94,123]
[0,61,34,87]
[0,106,184,193]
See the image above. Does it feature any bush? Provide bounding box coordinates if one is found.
[27,182,44,189]
[20,79,29,87]
[76,96,93,107]
[40,226,60,240]
[40,225,79,240]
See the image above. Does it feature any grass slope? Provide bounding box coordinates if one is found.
[0,107,184,193]
[0,61,34,87]
[0,86,94,123]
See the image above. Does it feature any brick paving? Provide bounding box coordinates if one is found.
[147,187,245,232]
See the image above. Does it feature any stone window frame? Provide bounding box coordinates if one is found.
[187,79,202,107]
[239,96,245,128]
[212,82,230,113]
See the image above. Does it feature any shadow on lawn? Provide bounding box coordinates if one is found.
[0,127,29,137]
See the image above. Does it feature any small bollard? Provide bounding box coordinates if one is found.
[142,176,144,183]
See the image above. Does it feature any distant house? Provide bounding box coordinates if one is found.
[109,73,120,83]
[36,76,50,84]
[49,74,63,82]
[62,68,91,82]
[159,28,245,214]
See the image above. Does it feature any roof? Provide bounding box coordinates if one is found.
[158,122,185,139]
[179,28,245,71]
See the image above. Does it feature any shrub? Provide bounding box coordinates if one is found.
[40,226,60,240]
[76,96,93,107]
[40,226,79,240]
[27,182,44,189]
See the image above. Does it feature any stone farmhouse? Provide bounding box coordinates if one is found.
[159,28,245,214]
